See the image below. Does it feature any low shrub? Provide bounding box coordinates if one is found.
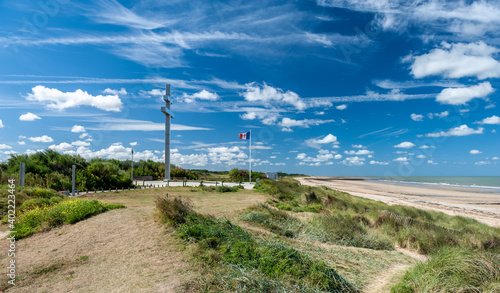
[156,196,193,224]
[23,187,58,199]
[18,198,51,214]
[305,191,320,204]
[14,199,125,238]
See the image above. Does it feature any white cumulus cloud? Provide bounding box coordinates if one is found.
[436,82,494,105]
[49,142,74,152]
[241,82,306,110]
[26,85,123,112]
[428,111,449,119]
[28,135,54,143]
[411,113,424,121]
[336,104,347,110]
[407,42,500,79]
[181,89,219,103]
[0,144,12,149]
[0,120,4,128]
[305,134,339,148]
[19,112,41,121]
[469,149,482,154]
[394,141,416,148]
[394,157,409,162]
[423,124,484,137]
[71,125,86,133]
[342,156,365,166]
[475,115,500,125]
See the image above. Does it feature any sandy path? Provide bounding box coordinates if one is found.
[0,206,195,293]
[299,177,500,227]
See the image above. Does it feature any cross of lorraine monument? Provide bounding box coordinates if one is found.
[161,84,173,181]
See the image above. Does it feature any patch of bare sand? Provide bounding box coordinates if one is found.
[0,206,195,293]
[299,177,500,227]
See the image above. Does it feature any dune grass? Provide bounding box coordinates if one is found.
[254,178,500,255]
[252,178,500,291]
[156,195,356,292]
[391,246,500,292]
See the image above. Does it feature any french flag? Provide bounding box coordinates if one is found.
[239,131,250,140]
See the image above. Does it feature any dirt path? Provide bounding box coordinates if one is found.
[363,263,409,293]
[0,206,195,293]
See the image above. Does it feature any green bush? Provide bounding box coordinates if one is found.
[13,199,125,238]
[156,196,193,224]
[18,198,51,214]
[23,187,57,199]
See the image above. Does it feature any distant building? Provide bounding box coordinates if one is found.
[266,172,278,180]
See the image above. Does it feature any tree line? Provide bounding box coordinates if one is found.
[0,150,266,191]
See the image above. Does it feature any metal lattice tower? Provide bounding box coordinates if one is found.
[161,84,174,181]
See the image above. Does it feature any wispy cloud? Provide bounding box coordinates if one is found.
[84,117,213,131]
[88,0,179,30]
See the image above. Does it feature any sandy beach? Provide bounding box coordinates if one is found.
[299,177,500,228]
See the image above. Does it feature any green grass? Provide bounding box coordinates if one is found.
[391,246,500,292]
[156,196,356,292]
[240,204,303,237]
[240,204,393,250]
[13,198,125,238]
[307,213,394,250]
[251,179,500,291]
[254,179,500,255]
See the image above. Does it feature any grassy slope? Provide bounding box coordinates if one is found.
[3,180,496,292]
[248,179,500,292]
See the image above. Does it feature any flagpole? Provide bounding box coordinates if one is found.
[249,130,252,183]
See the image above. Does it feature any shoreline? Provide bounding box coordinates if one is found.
[298,177,500,228]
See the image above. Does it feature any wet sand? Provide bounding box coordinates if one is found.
[298,177,500,228]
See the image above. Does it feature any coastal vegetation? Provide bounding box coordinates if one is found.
[0,150,268,192]
[156,195,355,292]
[253,178,500,255]
[13,198,125,239]
[249,178,500,292]
[0,185,124,239]
[1,172,498,292]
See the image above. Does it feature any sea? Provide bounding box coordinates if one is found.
[365,176,500,190]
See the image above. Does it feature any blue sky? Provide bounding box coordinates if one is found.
[0,0,499,176]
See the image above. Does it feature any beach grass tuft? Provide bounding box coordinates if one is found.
[391,246,500,292]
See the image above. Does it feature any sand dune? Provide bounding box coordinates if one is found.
[299,177,500,228]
